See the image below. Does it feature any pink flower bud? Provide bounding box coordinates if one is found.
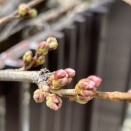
[75,78,97,97]
[46,94,62,111]
[33,89,45,103]
[64,68,75,78]
[36,41,49,55]
[87,75,102,87]
[54,69,67,80]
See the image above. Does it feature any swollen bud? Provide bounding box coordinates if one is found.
[36,41,49,55]
[33,89,45,103]
[35,55,45,66]
[46,94,62,110]
[18,3,29,16]
[75,78,96,97]
[46,37,58,50]
[23,50,33,63]
[28,8,38,18]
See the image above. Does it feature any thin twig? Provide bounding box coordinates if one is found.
[94,91,131,102]
[0,0,45,25]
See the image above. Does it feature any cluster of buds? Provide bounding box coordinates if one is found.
[75,75,102,104]
[36,37,58,56]
[33,89,62,111]
[22,37,58,67]
[18,3,37,18]
[48,68,75,89]
[33,89,62,110]
[46,94,62,110]
[35,37,58,66]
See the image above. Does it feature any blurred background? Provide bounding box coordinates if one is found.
[0,0,131,131]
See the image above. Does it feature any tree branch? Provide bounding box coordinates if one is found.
[0,69,131,102]
[0,69,38,83]
[0,0,45,25]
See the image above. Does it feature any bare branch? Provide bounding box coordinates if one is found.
[94,91,131,102]
[0,69,38,83]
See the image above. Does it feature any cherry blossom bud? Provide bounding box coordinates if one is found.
[79,80,96,90]
[35,55,45,66]
[64,68,75,78]
[46,37,58,50]
[28,8,37,18]
[33,89,45,103]
[75,78,96,97]
[46,94,62,110]
[23,50,33,63]
[36,41,49,55]
[18,3,29,16]
[54,69,67,80]
[87,75,102,87]
[75,95,92,104]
